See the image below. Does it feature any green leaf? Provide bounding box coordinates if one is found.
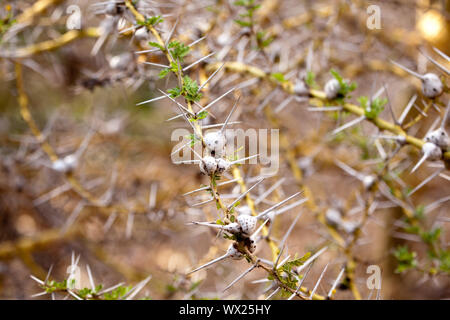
[271,72,286,83]
[168,40,190,63]
[148,41,165,51]
[159,68,171,79]
[166,284,177,293]
[305,71,316,87]
[414,206,425,220]
[279,252,311,273]
[168,86,182,98]
[182,76,202,102]
[104,285,132,300]
[187,134,199,147]
[196,111,208,120]
[95,284,103,293]
[421,228,441,244]
[189,280,203,292]
[439,250,450,273]
[358,96,386,119]
[257,31,273,48]
[234,19,252,27]
[330,69,357,100]
[393,245,417,273]
[138,15,164,27]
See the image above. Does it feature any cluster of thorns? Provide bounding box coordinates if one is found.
[0,0,449,299]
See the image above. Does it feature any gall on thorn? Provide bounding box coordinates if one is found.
[227,242,245,259]
[134,27,148,41]
[422,73,443,99]
[188,220,270,276]
[186,242,243,275]
[411,142,442,173]
[199,156,218,175]
[334,159,377,191]
[219,222,241,235]
[204,131,227,158]
[293,78,309,97]
[425,128,449,150]
[341,220,358,234]
[390,60,443,99]
[247,238,257,253]
[215,158,230,174]
[325,208,357,234]
[324,78,341,100]
[325,208,342,228]
[190,216,258,239]
[105,0,124,16]
[52,154,78,173]
[191,221,242,235]
[49,129,93,173]
[176,152,258,176]
[421,142,443,161]
[236,214,257,236]
[203,96,240,158]
[246,219,269,252]
[108,52,133,70]
[362,174,377,190]
[375,134,407,146]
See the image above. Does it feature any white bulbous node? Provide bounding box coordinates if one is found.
[227,243,244,260]
[324,78,341,100]
[223,222,241,234]
[63,154,78,170]
[362,175,377,190]
[215,158,230,174]
[422,142,442,160]
[52,155,77,173]
[293,79,309,96]
[342,221,358,234]
[199,156,218,175]
[422,73,443,98]
[237,215,257,235]
[425,128,449,149]
[204,131,226,158]
[105,1,122,16]
[248,238,257,253]
[134,28,148,41]
[52,159,67,172]
[109,52,133,70]
[325,208,342,227]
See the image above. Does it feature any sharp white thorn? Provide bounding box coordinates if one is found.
[327,267,345,298]
[390,60,423,79]
[257,191,303,219]
[187,253,230,275]
[309,263,329,299]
